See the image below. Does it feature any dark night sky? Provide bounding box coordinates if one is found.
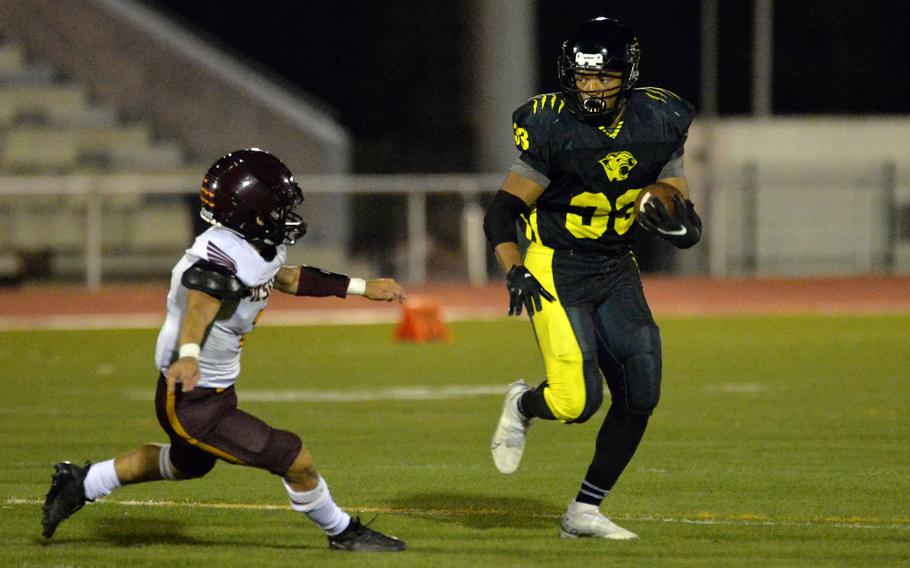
[146,0,910,174]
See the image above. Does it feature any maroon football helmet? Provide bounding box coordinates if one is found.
[199,149,307,246]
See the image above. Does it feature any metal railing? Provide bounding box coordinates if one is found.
[0,173,504,290]
[2,164,906,289]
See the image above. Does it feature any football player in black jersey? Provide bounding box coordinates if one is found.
[486,17,702,540]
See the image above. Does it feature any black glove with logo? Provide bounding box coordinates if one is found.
[638,194,702,249]
[506,265,555,317]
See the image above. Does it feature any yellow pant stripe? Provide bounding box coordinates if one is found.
[166,391,244,464]
[524,243,588,422]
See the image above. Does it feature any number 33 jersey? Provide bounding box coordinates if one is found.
[510,87,694,254]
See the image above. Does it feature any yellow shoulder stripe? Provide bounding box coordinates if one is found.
[530,94,565,115]
[641,87,682,104]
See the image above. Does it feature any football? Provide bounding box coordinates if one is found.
[635,184,682,217]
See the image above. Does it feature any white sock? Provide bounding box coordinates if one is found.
[158,445,177,480]
[83,459,121,502]
[283,477,351,536]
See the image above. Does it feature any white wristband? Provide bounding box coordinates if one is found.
[346,277,366,296]
[178,343,200,360]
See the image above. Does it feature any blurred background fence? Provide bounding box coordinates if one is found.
[1,161,908,289]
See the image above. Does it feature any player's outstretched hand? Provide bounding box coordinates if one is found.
[638,194,702,249]
[364,278,407,303]
[166,358,201,393]
[506,265,555,317]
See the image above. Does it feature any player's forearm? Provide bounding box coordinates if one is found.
[484,179,541,274]
[494,242,524,273]
[178,313,212,347]
[277,265,355,298]
[274,266,300,294]
[178,291,221,347]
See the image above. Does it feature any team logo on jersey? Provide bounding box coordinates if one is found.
[248,278,274,302]
[599,151,638,181]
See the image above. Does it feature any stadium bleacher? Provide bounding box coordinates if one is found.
[0,39,198,282]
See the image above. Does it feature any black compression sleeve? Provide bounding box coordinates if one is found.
[483,190,530,247]
[295,265,350,298]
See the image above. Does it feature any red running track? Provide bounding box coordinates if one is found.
[1,276,909,324]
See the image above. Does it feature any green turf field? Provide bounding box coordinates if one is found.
[1,316,908,566]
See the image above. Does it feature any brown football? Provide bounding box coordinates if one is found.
[635,184,682,217]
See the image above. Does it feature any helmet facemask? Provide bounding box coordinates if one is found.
[245,184,307,247]
[266,187,307,246]
[277,209,307,246]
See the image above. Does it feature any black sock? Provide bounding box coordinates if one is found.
[518,382,556,420]
[575,405,649,506]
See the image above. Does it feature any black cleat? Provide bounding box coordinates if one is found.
[328,516,405,552]
[42,461,91,539]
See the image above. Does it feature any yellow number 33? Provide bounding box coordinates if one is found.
[513,122,530,151]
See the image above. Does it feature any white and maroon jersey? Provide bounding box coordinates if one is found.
[154,226,286,388]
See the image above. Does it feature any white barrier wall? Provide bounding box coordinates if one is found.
[686,117,910,277]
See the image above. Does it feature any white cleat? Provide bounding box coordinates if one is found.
[491,379,532,474]
[560,502,639,540]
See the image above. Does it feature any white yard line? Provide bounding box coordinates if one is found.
[7,497,907,531]
[124,384,509,402]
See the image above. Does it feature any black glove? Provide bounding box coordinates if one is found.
[637,194,702,249]
[506,265,555,317]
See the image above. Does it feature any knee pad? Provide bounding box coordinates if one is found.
[621,350,661,415]
[168,443,217,478]
[257,429,303,476]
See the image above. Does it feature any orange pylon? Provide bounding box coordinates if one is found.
[394,297,452,342]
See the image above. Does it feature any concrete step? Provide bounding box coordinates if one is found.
[110,140,184,170]
[0,125,164,172]
[0,43,24,75]
[0,62,57,85]
[0,193,194,251]
[0,84,87,125]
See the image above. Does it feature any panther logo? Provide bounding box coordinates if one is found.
[598,151,638,182]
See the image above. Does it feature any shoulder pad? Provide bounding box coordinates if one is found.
[526,93,568,118]
[512,92,565,155]
[632,87,695,136]
[635,87,694,117]
[513,93,567,127]
[636,86,686,104]
[181,260,249,300]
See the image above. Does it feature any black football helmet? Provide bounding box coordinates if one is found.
[557,17,640,123]
[199,148,307,246]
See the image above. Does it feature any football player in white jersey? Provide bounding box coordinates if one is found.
[42,149,407,552]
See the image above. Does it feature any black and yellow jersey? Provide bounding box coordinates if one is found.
[511,87,694,254]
